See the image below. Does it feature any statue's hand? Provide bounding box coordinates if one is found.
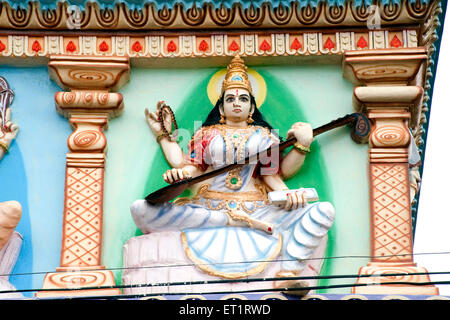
[145,101,173,137]
[0,108,19,148]
[283,190,308,211]
[163,168,191,184]
[287,122,313,148]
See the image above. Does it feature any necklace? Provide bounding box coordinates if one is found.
[212,125,257,190]
[215,125,256,162]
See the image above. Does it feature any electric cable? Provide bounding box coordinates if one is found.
[4,250,450,279]
[2,270,450,296]
[87,279,450,300]
[9,279,450,301]
[3,249,450,298]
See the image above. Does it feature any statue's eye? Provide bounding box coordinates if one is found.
[240,96,249,102]
[226,97,235,103]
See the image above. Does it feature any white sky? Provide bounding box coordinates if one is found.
[413,4,450,296]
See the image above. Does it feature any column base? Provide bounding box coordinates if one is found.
[352,262,439,296]
[35,266,121,298]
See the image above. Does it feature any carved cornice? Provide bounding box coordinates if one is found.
[0,0,435,31]
[0,29,419,63]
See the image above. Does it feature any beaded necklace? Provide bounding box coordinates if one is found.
[211,124,260,190]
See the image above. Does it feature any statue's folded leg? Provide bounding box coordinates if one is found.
[130,199,228,234]
[127,200,335,296]
[252,201,334,269]
[270,201,335,296]
[276,201,335,270]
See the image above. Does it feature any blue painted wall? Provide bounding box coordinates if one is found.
[0,66,71,297]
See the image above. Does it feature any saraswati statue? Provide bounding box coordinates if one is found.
[127,56,338,296]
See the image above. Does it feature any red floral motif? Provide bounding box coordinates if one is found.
[99,41,109,52]
[390,35,402,48]
[66,41,77,53]
[291,37,302,50]
[324,37,335,50]
[0,41,5,52]
[167,40,177,52]
[357,36,368,49]
[132,41,143,52]
[31,40,41,53]
[198,40,209,52]
[259,39,271,51]
[229,40,239,51]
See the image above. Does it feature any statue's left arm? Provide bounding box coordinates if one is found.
[261,173,307,210]
[280,122,313,179]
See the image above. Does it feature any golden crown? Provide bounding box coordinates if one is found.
[221,55,253,95]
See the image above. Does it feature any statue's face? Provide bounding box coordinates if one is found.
[222,88,253,123]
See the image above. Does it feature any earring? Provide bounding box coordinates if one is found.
[220,114,226,124]
[247,112,254,124]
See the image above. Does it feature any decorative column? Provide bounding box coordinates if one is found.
[343,48,439,295]
[36,55,129,298]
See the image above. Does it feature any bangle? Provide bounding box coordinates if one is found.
[181,168,192,179]
[293,142,310,154]
[156,132,169,143]
[0,141,9,153]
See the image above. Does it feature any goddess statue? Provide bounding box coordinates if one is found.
[129,56,335,295]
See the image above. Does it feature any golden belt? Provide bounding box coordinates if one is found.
[200,189,267,202]
[173,184,269,214]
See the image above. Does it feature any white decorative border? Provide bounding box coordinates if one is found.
[0,30,418,59]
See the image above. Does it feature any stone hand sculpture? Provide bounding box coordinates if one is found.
[0,107,19,158]
[127,56,336,296]
[0,76,18,159]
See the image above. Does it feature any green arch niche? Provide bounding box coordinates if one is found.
[141,68,336,290]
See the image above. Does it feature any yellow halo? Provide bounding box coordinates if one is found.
[207,68,267,108]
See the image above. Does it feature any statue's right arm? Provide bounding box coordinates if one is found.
[158,137,186,168]
[163,164,203,184]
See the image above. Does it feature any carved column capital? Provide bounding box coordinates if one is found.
[343,48,427,131]
[48,55,130,92]
[55,91,124,119]
[50,55,129,120]
[343,48,427,86]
